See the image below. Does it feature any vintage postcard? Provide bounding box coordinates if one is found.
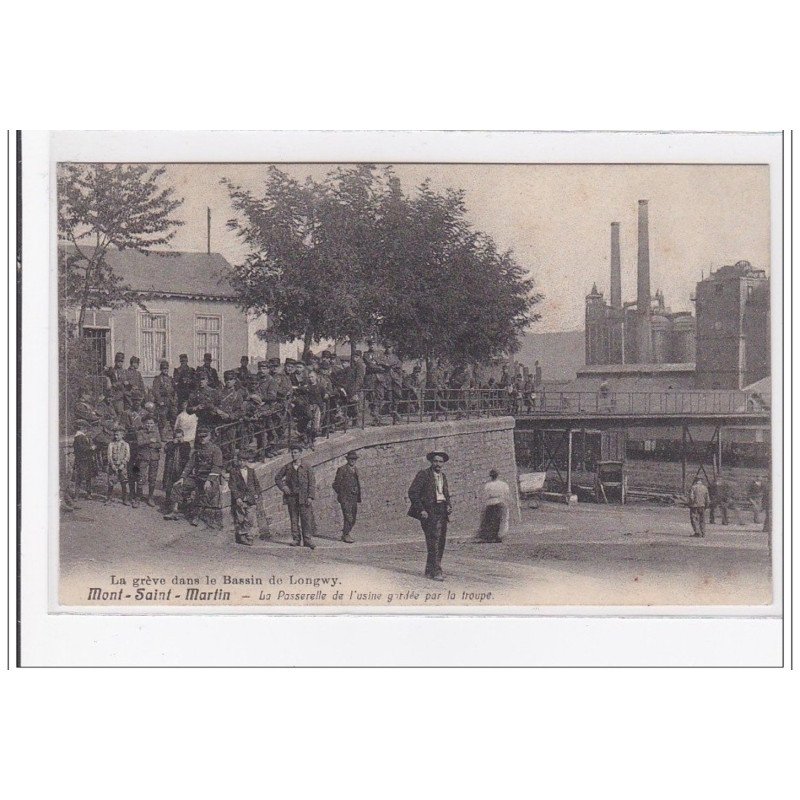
[44,132,780,614]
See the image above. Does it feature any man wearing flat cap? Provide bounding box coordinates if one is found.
[332,450,362,543]
[408,451,452,580]
[274,444,317,548]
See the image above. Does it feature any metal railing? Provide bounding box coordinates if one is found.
[515,390,766,417]
[211,389,513,466]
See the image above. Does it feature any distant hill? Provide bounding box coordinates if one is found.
[514,329,585,382]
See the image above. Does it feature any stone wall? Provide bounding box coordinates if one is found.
[241,417,520,538]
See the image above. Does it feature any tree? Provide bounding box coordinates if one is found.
[377,181,541,370]
[225,166,541,365]
[58,163,185,332]
[224,165,393,353]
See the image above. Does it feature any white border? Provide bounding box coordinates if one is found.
[21,130,785,665]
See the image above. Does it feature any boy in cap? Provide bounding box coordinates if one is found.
[106,425,131,504]
[332,450,362,542]
[408,451,452,580]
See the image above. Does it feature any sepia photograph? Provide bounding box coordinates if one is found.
[52,142,778,612]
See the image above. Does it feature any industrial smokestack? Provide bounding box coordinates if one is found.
[637,200,650,311]
[610,222,621,309]
[637,199,652,362]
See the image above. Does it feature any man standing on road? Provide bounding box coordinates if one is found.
[274,445,317,549]
[408,451,452,580]
[688,476,710,538]
[333,450,362,543]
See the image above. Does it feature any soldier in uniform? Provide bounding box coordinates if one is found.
[380,345,404,421]
[236,355,254,391]
[173,353,196,406]
[217,369,246,460]
[187,373,222,431]
[122,356,146,410]
[171,427,225,526]
[104,352,126,416]
[74,389,103,441]
[363,338,384,422]
[402,365,424,415]
[136,416,164,506]
[195,352,220,389]
[340,350,366,424]
[152,359,177,439]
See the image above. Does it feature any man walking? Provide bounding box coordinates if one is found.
[408,451,452,580]
[688,476,710,538]
[274,445,317,548]
[333,450,362,543]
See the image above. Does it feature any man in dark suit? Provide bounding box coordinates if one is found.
[333,450,362,543]
[274,445,317,549]
[408,451,452,580]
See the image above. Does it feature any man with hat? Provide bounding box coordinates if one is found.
[228,447,263,546]
[187,372,222,430]
[152,359,177,439]
[252,358,288,458]
[363,338,384,422]
[408,451,452,580]
[196,352,220,389]
[122,356,146,410]
[236,355,254,392]
[340,349,366,424]
[173,354,196,406]
[332,450,362,543]
[172,426,225,526]
[104,352,127,416]
[274,444,317,548]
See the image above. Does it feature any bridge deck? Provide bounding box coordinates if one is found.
[515,411,770,429]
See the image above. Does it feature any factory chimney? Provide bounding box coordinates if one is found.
[610,222,621,309]
[637,199,653,362]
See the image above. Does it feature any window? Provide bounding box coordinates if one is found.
[140,313,168,375]
[196,315,221,369]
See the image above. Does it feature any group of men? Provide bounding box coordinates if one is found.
[687,474,771,537]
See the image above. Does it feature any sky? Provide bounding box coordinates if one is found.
[160,163,771,334]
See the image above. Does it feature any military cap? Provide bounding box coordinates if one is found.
[159,359,169,368]
[223,369,237,381]
[285,357,297,365]
[426,451,449,463]
[345,450,359,460]
[268,357,281,366]
[179,353,188,360]
[114,352,125,362]
[366,337,376,345]
[129,356,140,364]
[112,423,126,432]
[257,360,269,368]
[203,352,213,361]
[352,350,363,357]
[240,355,249,362]
[197,426,212,436]
[321,350,333,358]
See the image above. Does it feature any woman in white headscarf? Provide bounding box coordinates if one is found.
[477,469,511,542]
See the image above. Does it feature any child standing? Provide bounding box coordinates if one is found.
[106,426,131,504]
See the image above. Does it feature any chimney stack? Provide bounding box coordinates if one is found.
[637,199,652,362]
[610,222,621,309]
[637,200,650,311]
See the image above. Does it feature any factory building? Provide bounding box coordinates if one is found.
[585,200,696,368]
[693,261,770,389]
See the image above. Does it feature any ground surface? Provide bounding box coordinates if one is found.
[59,492,772,609]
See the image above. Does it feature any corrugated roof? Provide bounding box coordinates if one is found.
[59,244,237,298]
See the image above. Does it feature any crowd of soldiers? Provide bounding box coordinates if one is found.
[64,340,541,524]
